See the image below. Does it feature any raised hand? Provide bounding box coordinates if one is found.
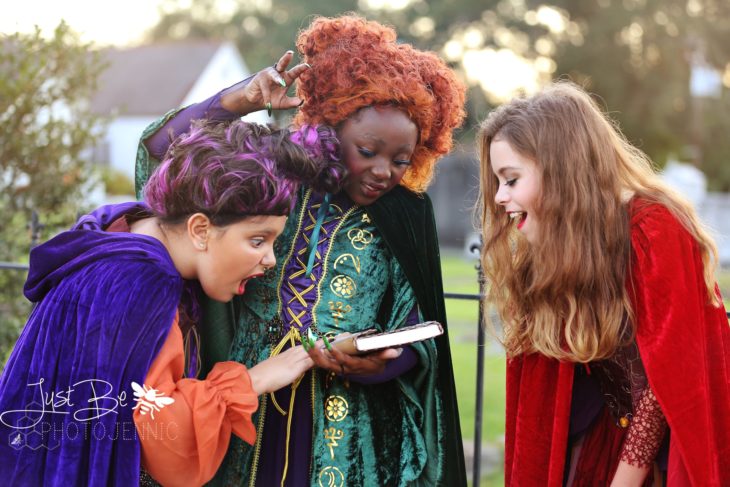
[220,50,310,116]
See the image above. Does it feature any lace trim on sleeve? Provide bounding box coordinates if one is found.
[619,385,668,467]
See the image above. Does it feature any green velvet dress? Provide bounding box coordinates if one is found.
[135,114,466,487]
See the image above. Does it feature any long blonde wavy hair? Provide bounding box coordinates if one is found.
[477,81,720,362]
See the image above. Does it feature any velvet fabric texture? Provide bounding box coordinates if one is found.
[219,186,459,486]
[135,111,467,486]
[504,202,730,486]
[369,185,467,486]
[135,107,180,201]
[0,203,182,486]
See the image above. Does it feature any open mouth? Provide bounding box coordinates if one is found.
[238,273,264,295]
[508,211,527,230]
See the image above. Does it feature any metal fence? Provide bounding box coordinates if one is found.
[0,217,490,485]
[445,287,487,486]
[2,219,729,487]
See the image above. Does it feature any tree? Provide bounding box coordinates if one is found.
[148,0,360,74]
[145,1,488,138]
[0,22,105,364]
[392,0,730,184]
[539,0,730,188]
[146,1,730,187]
[394,0,730,187]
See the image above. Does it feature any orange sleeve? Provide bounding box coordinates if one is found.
[134,317,258,487]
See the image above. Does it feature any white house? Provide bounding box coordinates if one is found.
[89,41,269,181]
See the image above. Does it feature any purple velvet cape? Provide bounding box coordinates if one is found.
[0,203,182,486]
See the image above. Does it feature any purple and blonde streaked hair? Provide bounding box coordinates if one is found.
[144,121,344,226]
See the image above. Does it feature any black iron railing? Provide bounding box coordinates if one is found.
[446,289,485,486]
[2,220,491,484]
[2,216,730,487]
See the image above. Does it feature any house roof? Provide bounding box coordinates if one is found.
[90,41,223,116]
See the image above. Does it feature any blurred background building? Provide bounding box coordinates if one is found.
[88,40,268,181]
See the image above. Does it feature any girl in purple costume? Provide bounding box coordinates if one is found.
[0,121,344,486]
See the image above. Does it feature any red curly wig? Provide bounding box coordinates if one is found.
[293,14,466,192]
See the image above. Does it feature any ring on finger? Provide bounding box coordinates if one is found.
[272,71,287,88]
[272,63,284,74]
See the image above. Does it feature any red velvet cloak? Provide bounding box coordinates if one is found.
[504,202,730,486]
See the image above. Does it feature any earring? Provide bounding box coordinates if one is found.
[198,242,206,249]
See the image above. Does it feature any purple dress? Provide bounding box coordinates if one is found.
[0,203,182,486]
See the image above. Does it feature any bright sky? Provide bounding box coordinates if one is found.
[0,0,165,46]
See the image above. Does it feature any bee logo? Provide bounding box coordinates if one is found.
[131,382,175,420]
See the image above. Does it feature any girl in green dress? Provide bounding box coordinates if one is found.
[136,14,467,486]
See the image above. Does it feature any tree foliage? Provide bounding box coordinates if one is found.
[539,0,730,189]
[0,22,105,362]
[146,0,730,188]
[149,0,360,72]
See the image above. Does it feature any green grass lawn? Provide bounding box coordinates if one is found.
[441,252,505,485]
[441,252,504,441]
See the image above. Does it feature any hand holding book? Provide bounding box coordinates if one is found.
[304,334,399,376]
[330,321,444,355]
[300,322,442,377]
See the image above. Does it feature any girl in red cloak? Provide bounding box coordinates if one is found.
[477,81,730,486]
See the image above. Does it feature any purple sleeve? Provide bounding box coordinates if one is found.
[144,76,254,160]
[347,345,419,385]
[404,304,420,325]
[347,304,422,385]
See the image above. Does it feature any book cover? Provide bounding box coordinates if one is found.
[330,321,444,355]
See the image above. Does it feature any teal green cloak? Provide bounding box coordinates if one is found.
[135,117,466,487]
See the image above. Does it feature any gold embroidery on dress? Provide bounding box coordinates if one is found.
[280,192,351,335]
[333,253,361,274]
[286,281,315,307]
[318,466,345,487]
[328,301,352,326]
[347,228,373,250]
[297,200,345,279]
[323,427,345,459]
[324,395,349,422]
[310,206,358,332]
[286,302,309,329]
[255,191,320,487]
[330,275,356,299]
[247,388,269,487]
[361,212,371,224]
[256,191,359,487]
[273,190,313,323]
